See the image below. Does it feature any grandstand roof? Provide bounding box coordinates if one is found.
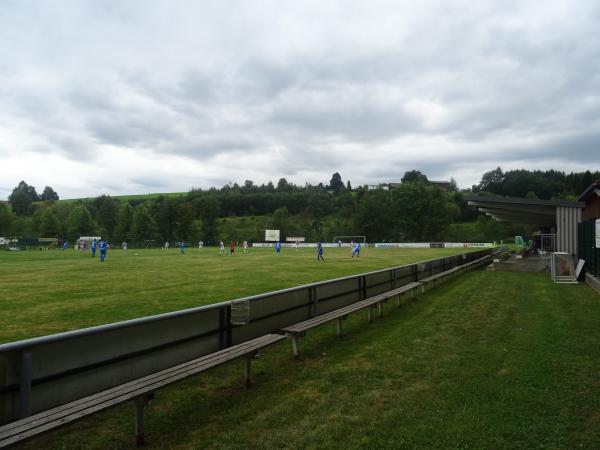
[465,195,584,227]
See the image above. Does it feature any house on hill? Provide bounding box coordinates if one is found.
[367,181,451,191]
[429,181,452,191]
[367,182,401,190]
[578,181,600,220]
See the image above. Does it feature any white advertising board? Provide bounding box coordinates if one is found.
[375,242,493,249]
[444,242,493,248]
[596,219,600,248]
[375,243,431,248]
[253,242,350,248]
[264,229,280,242]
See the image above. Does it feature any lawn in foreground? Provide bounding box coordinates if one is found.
[0,246,472,343]
[18,270,600,449]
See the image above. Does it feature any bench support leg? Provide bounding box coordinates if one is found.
[292,335,300,358]
[244,356,252,388]
[336,317,343,337]
[397,294,401,308]
[368,306,373,323]
[19,351,32,419]
[377,302,383,319]
[135,398,146,446]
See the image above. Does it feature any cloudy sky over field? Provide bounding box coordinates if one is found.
[1,0,599,199]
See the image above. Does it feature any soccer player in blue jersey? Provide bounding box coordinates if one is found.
[352,242,361,258]
[180,241,186,254]
[275,241,281,255]
[99,239,107,262]
[91,239,97,257]
[317,241,324,261]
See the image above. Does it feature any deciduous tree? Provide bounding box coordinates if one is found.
[40,186,59,201]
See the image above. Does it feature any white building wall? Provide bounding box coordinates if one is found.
[556,206,581,254]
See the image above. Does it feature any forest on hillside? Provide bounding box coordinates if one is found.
[0,168,597,246]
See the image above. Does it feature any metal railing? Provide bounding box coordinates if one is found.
[0,248,492,423]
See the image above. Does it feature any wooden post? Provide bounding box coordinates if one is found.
[134,398,146,446]
[397,294,401,308]
[292,335,300,358]
[19,351,32,419]
[377,302,383,319]
[310,287,318,317]
[244,356,252,388]
[368,306,373,323]
[336,318,343,337]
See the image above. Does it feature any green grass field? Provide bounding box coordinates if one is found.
[4,248,600,449]
[0,246,471,343]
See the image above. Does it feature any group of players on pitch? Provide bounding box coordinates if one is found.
[273,240,362,260]
[85,239,361,261]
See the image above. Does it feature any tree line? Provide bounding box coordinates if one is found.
[1,168,596,246]
[472,167,598,199]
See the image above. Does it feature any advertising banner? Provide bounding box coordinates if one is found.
[264,229,280,242]
[375,242,493,249]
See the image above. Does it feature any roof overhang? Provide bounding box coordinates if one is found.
[578,181,600,202]
[465,195,584,227]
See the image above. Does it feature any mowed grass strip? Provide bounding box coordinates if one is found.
[17,270,600,450]
[0,247,472,343]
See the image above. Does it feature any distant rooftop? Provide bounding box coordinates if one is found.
[367,180,451,190]
[578,180,600,202]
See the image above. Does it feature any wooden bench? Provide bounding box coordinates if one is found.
[457,254,493,273]
[0,333,285,448]
[280,282,421,358]
[419,267,459,292]
[420,255,493,293]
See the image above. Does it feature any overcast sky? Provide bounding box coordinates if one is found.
[1,0,599,199]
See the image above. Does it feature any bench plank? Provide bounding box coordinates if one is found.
[420,255,491,285]
[282,282,421,334]
[281,282,421,358]
[0,334,285,447]
[1,333,280,436]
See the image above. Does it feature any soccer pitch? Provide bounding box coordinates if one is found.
[8,266,600,449]
[0,246,475,344]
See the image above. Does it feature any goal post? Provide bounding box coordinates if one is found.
[333,235,366,244]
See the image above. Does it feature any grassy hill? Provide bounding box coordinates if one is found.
[47,191,188,204]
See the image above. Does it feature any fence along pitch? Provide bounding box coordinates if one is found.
[0,248,493,424]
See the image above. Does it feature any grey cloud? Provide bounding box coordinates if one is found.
[161,136,261,158]
[1,1,599,197]
[87,115,177,149]
[266,85,421,143]
[130,176,168,189]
